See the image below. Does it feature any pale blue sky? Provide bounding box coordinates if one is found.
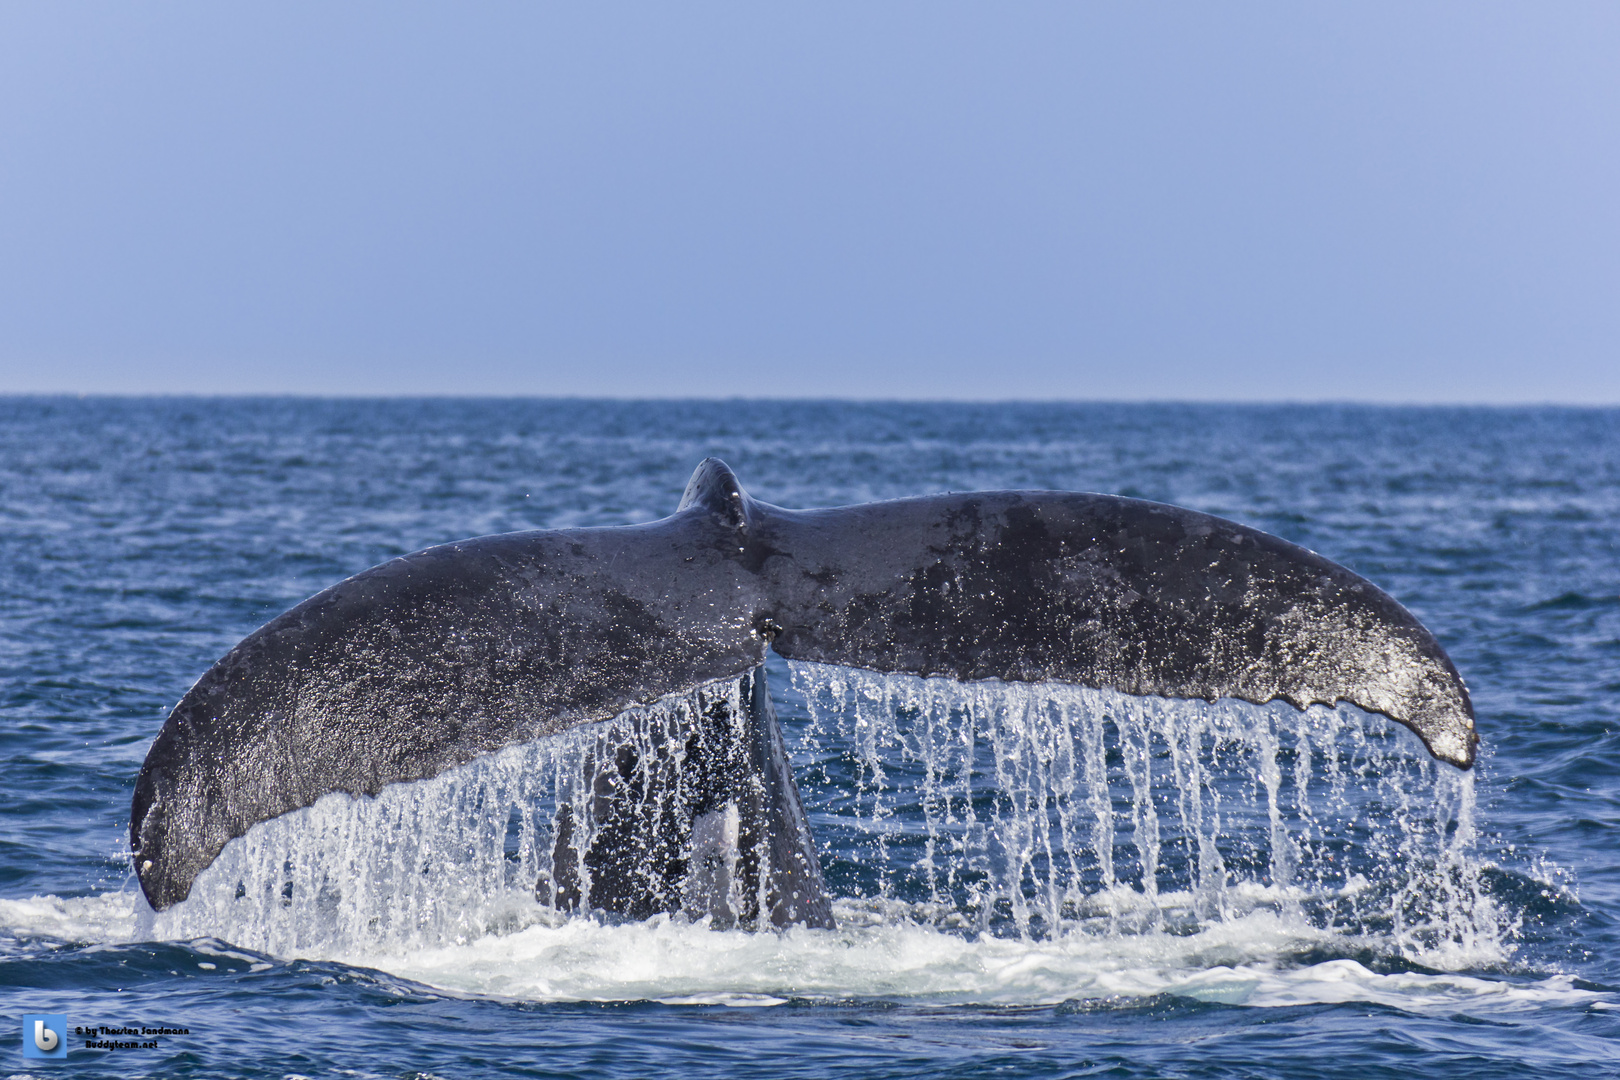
[1,3,1616,400]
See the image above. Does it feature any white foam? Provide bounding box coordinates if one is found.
[3,891,1598,1015]
[333,894,1567,1009]
[3,880,1607,1016]
[0,892,142,946]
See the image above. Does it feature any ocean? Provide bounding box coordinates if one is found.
[2,398,1616,1078]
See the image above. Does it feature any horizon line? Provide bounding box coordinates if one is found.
[3,391,1619,409]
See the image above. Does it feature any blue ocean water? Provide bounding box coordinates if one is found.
[1,397,1617,1079]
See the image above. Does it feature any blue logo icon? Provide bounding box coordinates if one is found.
[22,1015,67,1059]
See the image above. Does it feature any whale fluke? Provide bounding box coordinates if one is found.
[131,458,1475,914]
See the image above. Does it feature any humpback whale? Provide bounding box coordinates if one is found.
[131,459,1476,927]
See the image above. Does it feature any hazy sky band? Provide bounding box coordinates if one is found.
[1,3,1616,400]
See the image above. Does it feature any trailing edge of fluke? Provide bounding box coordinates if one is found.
[131,458,1476,914]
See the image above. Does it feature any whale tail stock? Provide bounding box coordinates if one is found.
[130,458,1476,919]
[547,666,834,929]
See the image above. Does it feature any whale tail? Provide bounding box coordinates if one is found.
[131,457,1475,916]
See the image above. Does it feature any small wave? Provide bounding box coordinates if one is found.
[1520,591,1620,613]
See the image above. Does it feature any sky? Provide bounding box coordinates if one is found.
[0,2,1616,401]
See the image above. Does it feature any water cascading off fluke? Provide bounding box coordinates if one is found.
[150,666,1496,969]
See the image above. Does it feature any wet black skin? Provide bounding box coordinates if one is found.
[131,458,1475,917]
